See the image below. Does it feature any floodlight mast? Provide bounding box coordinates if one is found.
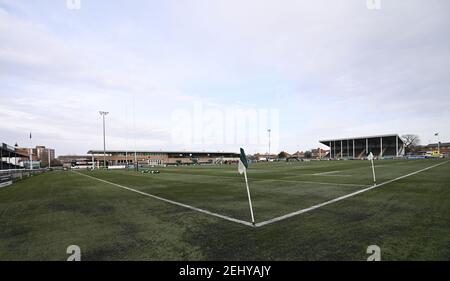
[99,111,109,169]
[436,133,440,154]
[267,129,271,160]
[29,132,33,171]
[133,95,138,171]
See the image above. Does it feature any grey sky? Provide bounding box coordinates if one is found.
[1,0,449,155]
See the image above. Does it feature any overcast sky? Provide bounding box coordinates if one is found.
[1,0,449,156]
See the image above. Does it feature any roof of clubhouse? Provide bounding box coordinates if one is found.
[87,150,239,156]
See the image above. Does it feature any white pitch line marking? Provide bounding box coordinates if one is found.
[123,170,364,187]
[307,170,352,177]
[311,174,352,177]
[311,170,340,175]
[255,160,449,228]
[257,178,366,188]
[72,171,254,227]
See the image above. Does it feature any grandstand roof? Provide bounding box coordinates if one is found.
[320,134,403,143]
[87,150,239,156]
[1,143,26,157]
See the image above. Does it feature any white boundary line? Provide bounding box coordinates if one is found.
[72,171,254,227]
[255,160,449,227]
[307,170,353,177]
[311,170,341,175]
[118,170,364,188]
[308,174,352,177]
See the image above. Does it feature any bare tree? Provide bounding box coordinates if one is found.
[402,134,421,153]
[278,151,289,159]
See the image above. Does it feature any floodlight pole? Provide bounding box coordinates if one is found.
[134,150,138,171]
[29,133,33,171]
[133,94,138,171]
[436,133,440,154]
[99,111,109,169]
[29,147,32,171]
[268,129,271,160]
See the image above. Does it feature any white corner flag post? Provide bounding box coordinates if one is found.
[368,152,376,186]
[239,148,255,226]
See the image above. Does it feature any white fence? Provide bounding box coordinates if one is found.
[0,168,50,183]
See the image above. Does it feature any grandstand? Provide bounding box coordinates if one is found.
[57,155,94,169]
[0,143,26,170]
[85,150,240,167]
[320,134,405,160]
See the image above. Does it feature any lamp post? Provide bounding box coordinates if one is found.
[29,132,33,171]
[99,111,109,169]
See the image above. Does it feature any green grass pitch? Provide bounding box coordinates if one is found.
[0,159,449,260]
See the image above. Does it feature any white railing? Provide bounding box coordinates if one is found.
[0,168,49,182]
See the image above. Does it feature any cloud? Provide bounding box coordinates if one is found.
[0,4,201,154]
[1,1,449,155]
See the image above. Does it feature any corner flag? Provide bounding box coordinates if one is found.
[239,148,255,225]
[238,148,249,174]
